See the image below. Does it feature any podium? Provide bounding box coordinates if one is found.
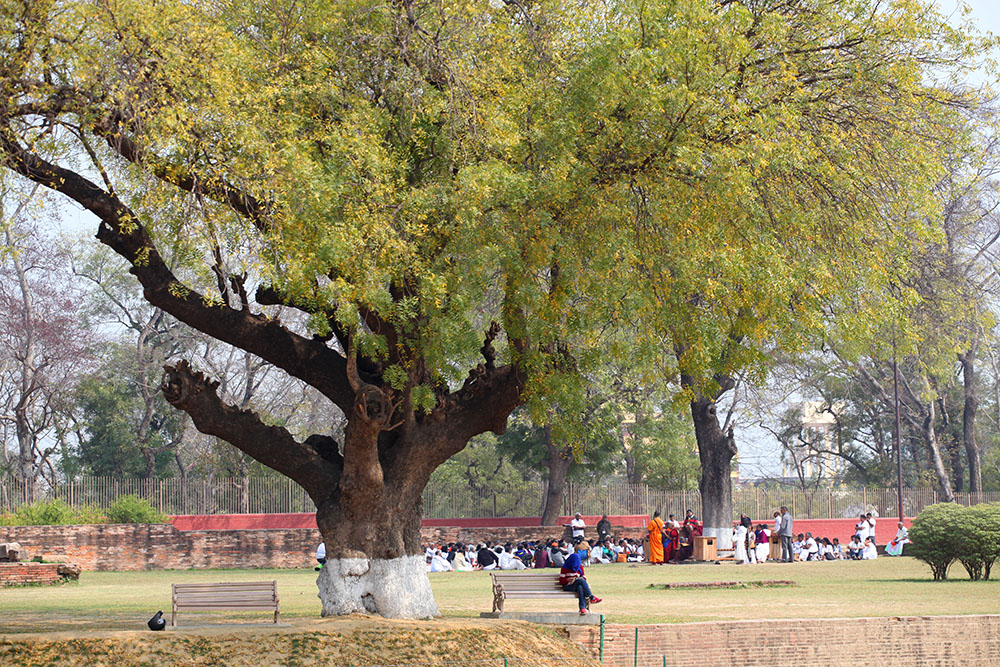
[769,535,782,560]
[693,535,716,561]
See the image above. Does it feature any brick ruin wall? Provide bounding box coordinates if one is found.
[0,523,650,571]
[0,562,65,586]
[0,524,321,571]
[0,516,901,572]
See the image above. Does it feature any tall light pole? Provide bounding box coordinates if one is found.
[892,337,904,523]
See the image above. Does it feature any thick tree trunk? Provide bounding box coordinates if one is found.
[540,425,572,526]
[938,398,964,493]
[624,449,642,485]
[690,395,736,550]
[959,347,983,494]
[314,462,436,617]
[922,400,955,503]
[9,224,38,502]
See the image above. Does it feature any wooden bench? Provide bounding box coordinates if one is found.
[489,571,578,613]
[171,581,280,627]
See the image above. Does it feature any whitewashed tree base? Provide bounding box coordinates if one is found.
[317,555,439,619]
[703,526,734,551]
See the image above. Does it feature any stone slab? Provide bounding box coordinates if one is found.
[479,611,603,625]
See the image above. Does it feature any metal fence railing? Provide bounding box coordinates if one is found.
[2,475,998,519]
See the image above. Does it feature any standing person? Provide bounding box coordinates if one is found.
[779,506,794,563]
[755,524,770,564]
[567,512,587,543]
[559,543,602,615]
[855,514,870,542]
[597,514,612,543]
[866,512,878,545]
[647,510,666,564]
[734,514,750,564]
[683,509,699,531]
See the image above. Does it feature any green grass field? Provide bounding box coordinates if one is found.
[1,557,998,634]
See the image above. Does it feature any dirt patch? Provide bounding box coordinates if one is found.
[648,580,797,590]
[0,615,599,666]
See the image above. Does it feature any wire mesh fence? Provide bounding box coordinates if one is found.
[2,475,998,519]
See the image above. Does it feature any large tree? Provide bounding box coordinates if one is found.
[0,179,90,500]
[604,0,985,546]
[0,0,626,617]
[0,0,987,611]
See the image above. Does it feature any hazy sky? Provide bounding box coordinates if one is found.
[960,0,1000,36]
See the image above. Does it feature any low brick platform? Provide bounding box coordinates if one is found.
[565,615,1000,666]
[0,562,70,586]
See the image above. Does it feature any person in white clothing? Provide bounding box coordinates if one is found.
[856,514,870,542]
[567,512,587,542]
[862,537,878,560]
[734,524,748,564]
[315,542,327,571]
[497,546,527,570]
[429,549,453,572]
[802,533,820,561]
[453,550,472,571]
[866,513,877,544]
[885,522,910,556]
[847,535,863,560]
[588,545,610,564]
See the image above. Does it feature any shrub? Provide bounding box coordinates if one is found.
[8,499,78,526]
[908,502,965,580]
[105,494,168,524]
[964,503,1000,581]
[72,504,108,524]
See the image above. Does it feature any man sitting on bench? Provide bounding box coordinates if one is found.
[559,541,602,615]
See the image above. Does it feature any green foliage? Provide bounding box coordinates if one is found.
[909,502,1000,581]
[426,435,540,517]
[73,353,179,478]
[2,500,76,526]
[105,495,169,524]
[958,503,1000,581]
[625,410,700,490]
[0,500,106,526]
[0,496,166,526]
[909,503,962,580]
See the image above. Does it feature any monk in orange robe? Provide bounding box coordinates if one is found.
[647,511,665,564]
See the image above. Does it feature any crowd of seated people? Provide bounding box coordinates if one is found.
[422,511,905,572]
[423,535,648,572]
[785,531,878,561]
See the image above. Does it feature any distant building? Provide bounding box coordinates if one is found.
[781,402,845,481]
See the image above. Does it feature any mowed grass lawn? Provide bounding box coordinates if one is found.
[1,557,998,634]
